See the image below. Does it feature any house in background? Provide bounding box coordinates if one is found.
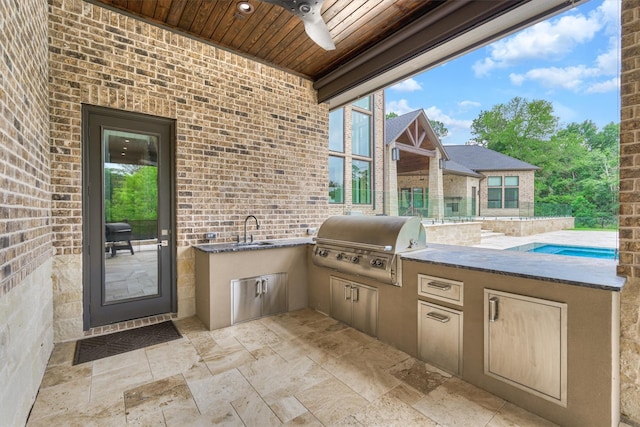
[384,110,448,218]
[384,110,539,219]
[443,145,539,218]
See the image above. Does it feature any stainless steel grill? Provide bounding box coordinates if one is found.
[312,216,426,286]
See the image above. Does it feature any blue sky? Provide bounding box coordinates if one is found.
[384,0,621,145]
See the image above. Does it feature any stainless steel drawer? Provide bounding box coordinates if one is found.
[418,301,463,375]
[418,274,463,306]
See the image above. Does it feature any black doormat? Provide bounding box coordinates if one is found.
[73,321,182,365]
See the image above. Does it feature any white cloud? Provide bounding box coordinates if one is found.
[510,65,600,91]
[472,4,605,77]
[389,78,423,92]
[424,106,473,132]
[386,99,416,115]
[458,100,481,109]
[586,77,620,93]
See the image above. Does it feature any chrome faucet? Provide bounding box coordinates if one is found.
[240,215,260,244]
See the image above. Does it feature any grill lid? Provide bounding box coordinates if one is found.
[315,216,426,253]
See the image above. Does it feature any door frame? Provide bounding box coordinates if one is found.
[81,104,177,329]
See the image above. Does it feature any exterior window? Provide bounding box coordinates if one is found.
[413,188,424,208]
[352,111,371,157]
[352,160,371,204]
[329,156,344,203]
[329,108,344,152]
[504,176,519,208]
[488,188,502,208]
[488,176,502,187]
[504,188,519,208]
[352,96,371,111]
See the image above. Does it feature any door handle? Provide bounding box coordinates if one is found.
[256,280,262,297]
[344,284,351,300]
[351,286,359,302]
[489,297,499,322]
[261,279,268,294]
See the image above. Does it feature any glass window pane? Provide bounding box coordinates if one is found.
[399,188,411,209]
[413,188,424,208]
[505,188,519,208]
[505,176,519,186]
[329,156,344,204]
[488,188,502,208]
[329,109,344,152]
[352,111,371,157]
[352,160,371,204]
[352,96,371,111]
[488,176,502,187]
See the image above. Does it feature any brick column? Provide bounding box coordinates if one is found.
[619,0,640,423]
[427,150,444,218]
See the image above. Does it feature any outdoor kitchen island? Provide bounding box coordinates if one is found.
[196,239,624,427]
[399,243,625,427]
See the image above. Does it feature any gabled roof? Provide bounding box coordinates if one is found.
[385,109,449,160]
[385,110,423,145]
[443,145,539,174]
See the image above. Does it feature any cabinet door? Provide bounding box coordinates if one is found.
[261,273,287,316]
[485,289,567,406]
[351,284,378,337]
[418,301,462,375]
[231,277,262,324]
[330,277,353,325]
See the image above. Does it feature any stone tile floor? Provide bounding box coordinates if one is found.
[27,308,566,427]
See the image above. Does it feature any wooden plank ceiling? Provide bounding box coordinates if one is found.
[91,0,453,80]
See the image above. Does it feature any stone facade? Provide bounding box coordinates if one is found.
[0,0,53,424]
[424,222,482,246]
[443,174,480,217]
[480,217,575,237]
[620,0,640,422]
[327,92,385,216]
[48,0,329,341]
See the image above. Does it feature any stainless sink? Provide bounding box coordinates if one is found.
[235,241,275,248]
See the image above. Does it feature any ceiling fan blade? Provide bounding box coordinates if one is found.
[262,0,336,50]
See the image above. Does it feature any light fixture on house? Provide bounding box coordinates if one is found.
[237,1,254,14]
[439,158,445,169]
[391,147,400,161]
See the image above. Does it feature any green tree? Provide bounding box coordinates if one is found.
[470,97,559,160]
[386,112,398,119]
[108,166,158,221]
[429,119,448,139]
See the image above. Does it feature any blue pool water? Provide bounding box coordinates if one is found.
[506,243,618,260]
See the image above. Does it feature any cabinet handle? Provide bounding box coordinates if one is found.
[427,281,452,291]
[426,311,450,323]
[262,279,268,294]
[255,280,262,297]
[351,286,359,302]
[489,297,499,322]
[344,285,351,301]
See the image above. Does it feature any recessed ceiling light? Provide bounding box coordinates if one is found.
[237,2,254,14]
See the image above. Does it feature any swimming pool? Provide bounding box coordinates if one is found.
[506,243,618,260]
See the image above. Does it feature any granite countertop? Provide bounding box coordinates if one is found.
[402,243,626,291]
[194,237,313,254]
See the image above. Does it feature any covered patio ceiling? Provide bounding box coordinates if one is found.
[89,0,585,108]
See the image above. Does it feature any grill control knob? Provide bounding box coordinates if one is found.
[336,253,344,260]
[351,256,360,264]
[370,259,384,268]
[318,249,328,257]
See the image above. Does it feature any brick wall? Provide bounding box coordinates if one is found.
[48,0,329,340]
[0,0,53,424]
[620,0,640,422]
